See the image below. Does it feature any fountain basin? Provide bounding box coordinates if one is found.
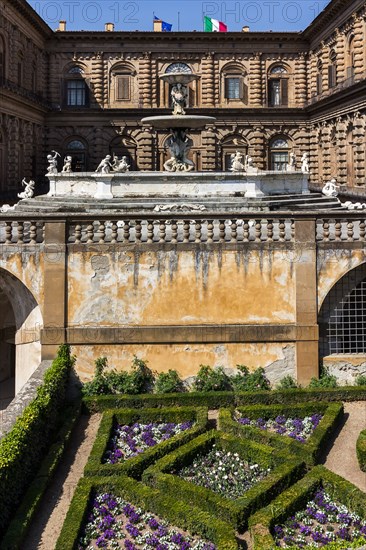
[141,115,216,129]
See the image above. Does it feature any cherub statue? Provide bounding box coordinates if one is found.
[46,150,60,174]
[18,178,35,199]
[230,151,245,172]
[113,155,130,172]
[95,155,113,174]
[288,152,296,170]
[171,83,187,115]
[62,155,73,173]
[322,178,339,197]
[301,152,310,173]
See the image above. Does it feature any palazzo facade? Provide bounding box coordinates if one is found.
[1,0,366,196]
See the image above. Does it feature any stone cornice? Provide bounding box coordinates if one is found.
[6,0,52,37]
[302,0,365,42]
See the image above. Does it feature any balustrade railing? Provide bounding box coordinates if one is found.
[316,218,366,242]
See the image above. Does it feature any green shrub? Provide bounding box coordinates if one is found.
[355,374,366,386]
[0,344,74,537]
[277,375,298,390]
[356,429,366,472]
[309,367,338,389]
[231,366,271,392]
[154,370,186,394]
[82,355,155,396]
[193,365,232,392]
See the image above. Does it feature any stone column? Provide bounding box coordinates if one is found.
[308,51,317,98]
[201,53,215,107]
[139,52,152,108]
[137,130,153,170]
[151,57,158,108]
[250,126,265,169]
[353,115,365,185]
[294,219,318,385]
[213,58,220,105]
[294,53,307,106]
[353,15,365,77]
[91,53,104,107]
[201,125,216,170]
[337,121,347,185]
[41,222,67,359]
[335,30,346,82]
[249,53,262,106]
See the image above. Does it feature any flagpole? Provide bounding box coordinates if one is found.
[177,11,180,31]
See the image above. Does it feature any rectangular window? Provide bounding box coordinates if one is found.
[316,73,322,95]
[116,75,130,100]
[17,62,22,87]
[269,80,281,106]
[347,66,355,80]
[225,77,240,99]
[328,64,336,88]
[271,152,288,171]
[66,80,86,106]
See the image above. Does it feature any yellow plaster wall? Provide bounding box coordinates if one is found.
[67,248,296,326]
[0,251,45,312]
[71,342,295,381]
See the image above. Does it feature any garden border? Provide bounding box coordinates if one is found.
[219,402,344,466]
[55,475,238,550]
[84,407,209,479]
[356,428,366,472]
[142,429,305,531]
[248,465,366,550]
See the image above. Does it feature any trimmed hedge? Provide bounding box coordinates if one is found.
[0,345,74,536]
[142,430,305,531]
[84,407,209,479]
[356,428,366,472]
[55,475,238,550]
[1,402,81,550]
[82,386,366,412]
[219,402,344,466]
[249,465,366,550]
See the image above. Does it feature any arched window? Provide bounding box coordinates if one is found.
[165,63,192,74]
[64,139,87,171]
[109,136,137,170]
[0,128,6,191]
[268,65,289,107]
[269,137,290,171]
[221,64,248,103]
[110,63,136,103]
[0,36,5,81]
[64,66,88,107]
[316,58,323,95]
[220,134,248,170]
[319,264,366,356]
[346,35,355,80]
[17,51,23,87]
[328,49,337,89]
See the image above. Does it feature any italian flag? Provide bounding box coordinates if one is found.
[204,16,227,32]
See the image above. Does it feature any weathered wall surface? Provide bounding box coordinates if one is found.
[71,342,295,384]
[68,249,296,326]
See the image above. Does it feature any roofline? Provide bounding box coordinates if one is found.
[9,0,52,37]
[302,0,365,40]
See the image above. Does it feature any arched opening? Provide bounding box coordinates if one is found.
[109,135,137,170]
[319,263,366,358]
[0,128,6,192]
[346,35,355,80]
[63,65,89,107]
[63,138,88,172]
[268,136,291,171]
[328,49,337,89]
[161,62,197,108]
[219,134,248,170]
[109,62,137,105]
[0,269,43,406]
[316,58,323,95]
[268,65,289,107]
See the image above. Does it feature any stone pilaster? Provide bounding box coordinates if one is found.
[91,54,104,107]
[249,53,262,106]
[294,219,318,385]
[308,52,317,98]
[353,15,364,76]
[337,121,347,184]
[139,52,152,108]
[335,30,346,82]
[151,57,158,108]
[137,130,153,170]
[294,53,307,105]
[201,125,216,170]
[353,115,365,185]
[201,53,215,107]
[250,126,265,169]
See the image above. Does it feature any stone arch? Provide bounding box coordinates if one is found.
[318,262,366,359]
[0,268,43,402]
[62,136,89,172]
[109,135,137,170]
[219,134,248,170]
[267,134,293,171]
[221,62,248,104]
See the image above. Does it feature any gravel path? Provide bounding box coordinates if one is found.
[21,413,101,550]
[324,401,366,492]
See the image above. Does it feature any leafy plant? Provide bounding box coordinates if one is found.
[355,374,366,386]
[231,365,271,392]
[308,367,338,389]
[277,375,298,390]
[193,365,232,392]
[154,370,186,394]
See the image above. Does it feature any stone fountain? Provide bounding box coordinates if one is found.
[141,71,215,172]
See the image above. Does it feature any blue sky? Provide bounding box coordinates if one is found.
[28,0,332,32]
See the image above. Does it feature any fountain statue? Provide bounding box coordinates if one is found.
[141,71,215,172]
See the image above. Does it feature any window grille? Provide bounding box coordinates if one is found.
[319,264,366,356]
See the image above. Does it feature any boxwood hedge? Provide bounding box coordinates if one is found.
[356,428,366,472]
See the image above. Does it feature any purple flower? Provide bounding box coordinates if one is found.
[148,518,160,529]
[126,523,140,538]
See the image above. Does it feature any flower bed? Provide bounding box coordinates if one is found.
[79,492,216,550]
[105,421,193,464]
[249,466,366,550]
[274,488,366,548]
[142,430,305,530]
[178,445,270,499]
[84,408,208,479]
[237,414,322,443]
[219,403,343,466]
